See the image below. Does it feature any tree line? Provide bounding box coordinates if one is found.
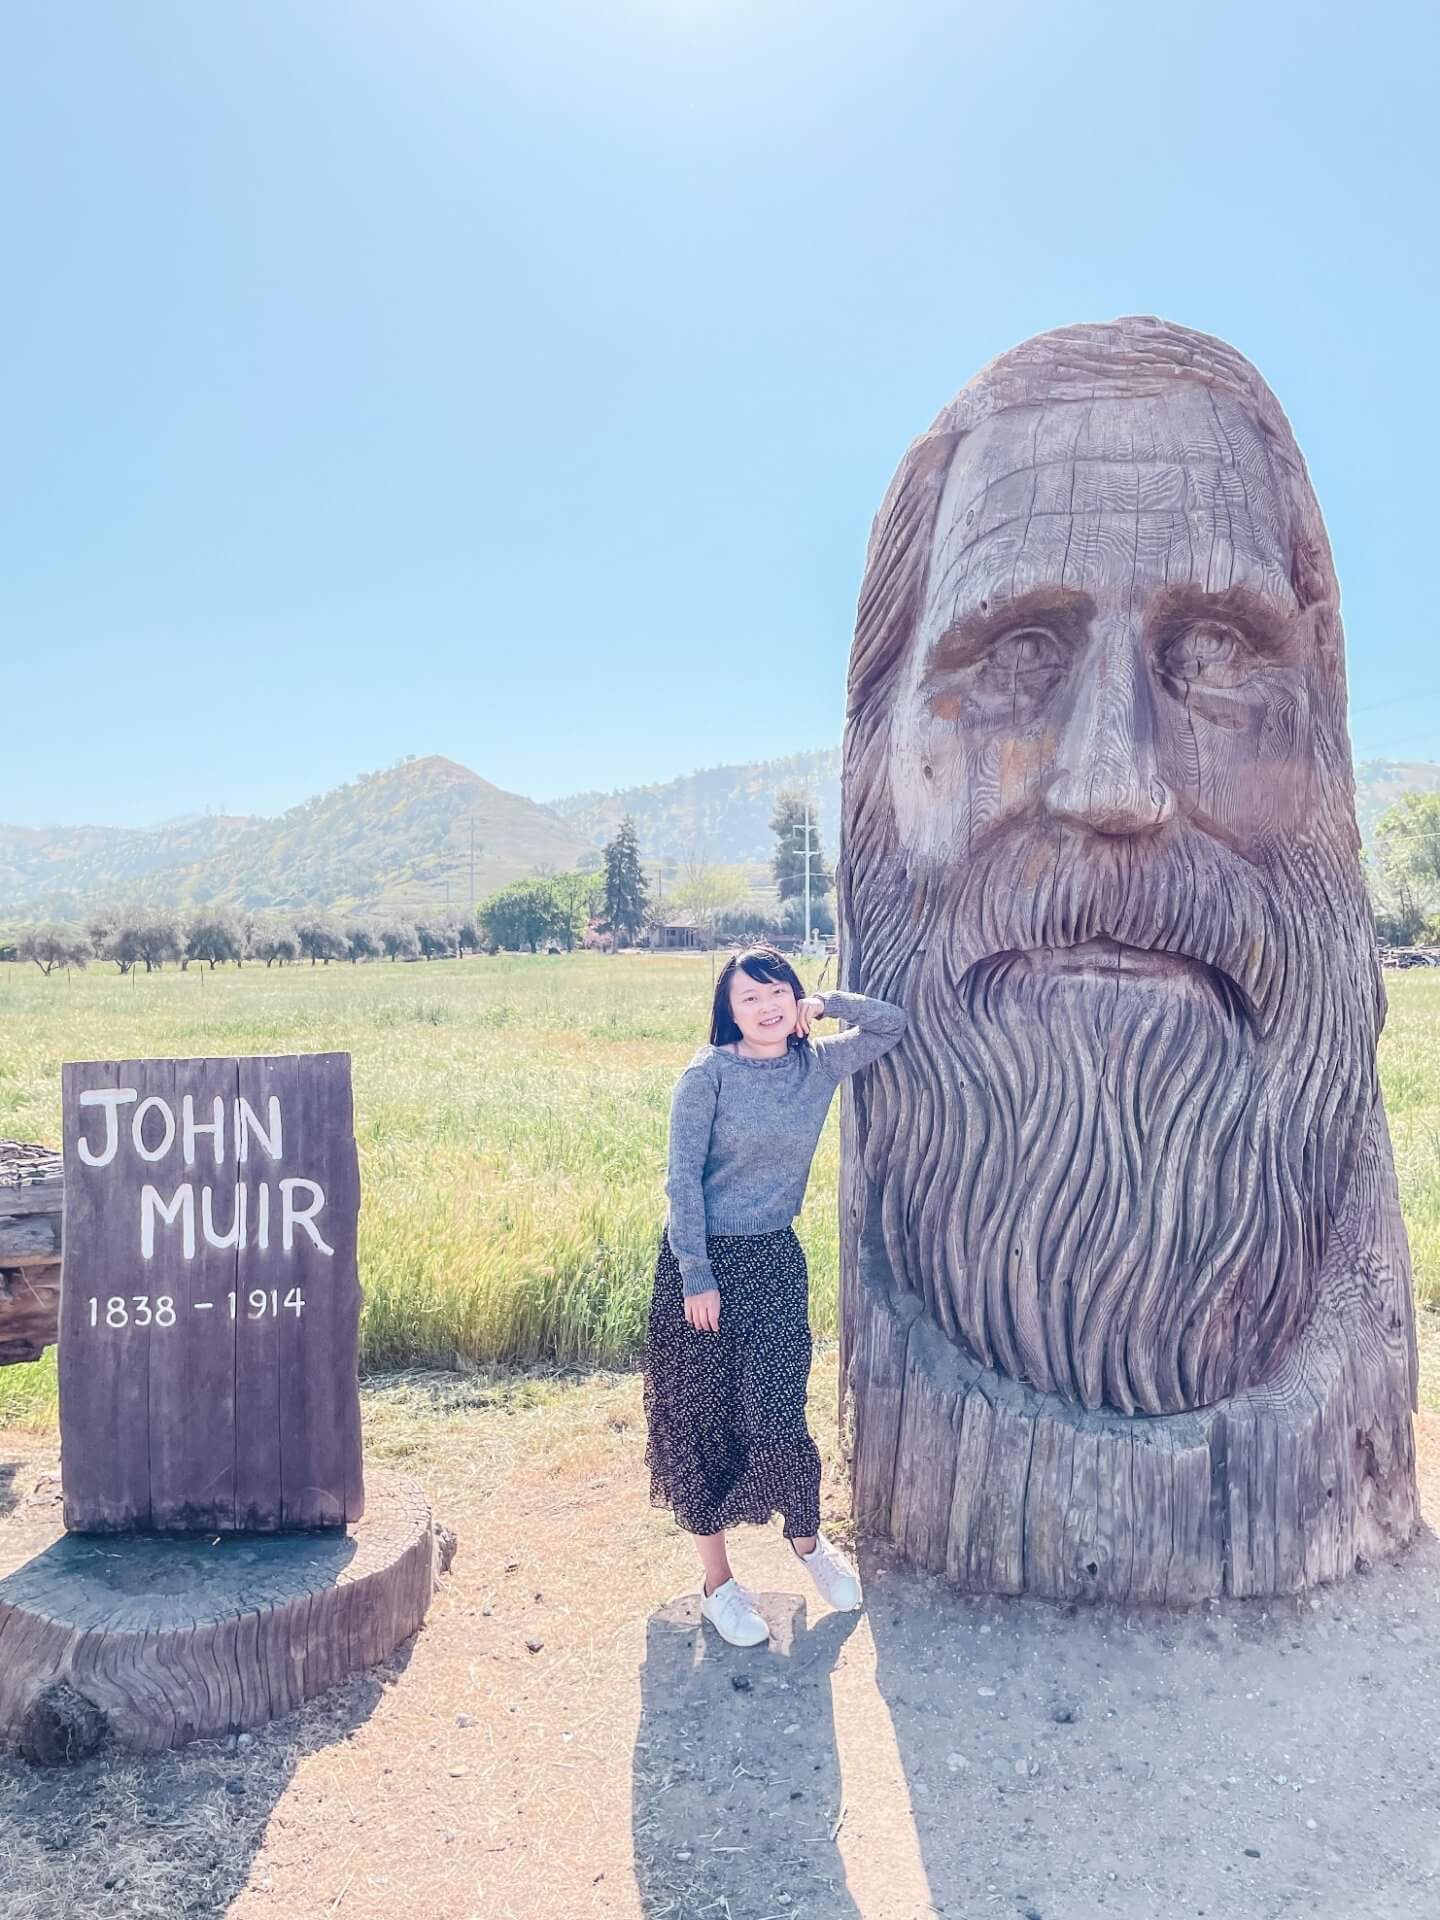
[8,790,836,972]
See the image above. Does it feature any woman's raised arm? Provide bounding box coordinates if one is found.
[810,989,907,1080]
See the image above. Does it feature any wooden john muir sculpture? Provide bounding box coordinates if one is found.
[835,316,1421,1603]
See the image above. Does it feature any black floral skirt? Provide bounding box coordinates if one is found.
[642,1224,822,1541]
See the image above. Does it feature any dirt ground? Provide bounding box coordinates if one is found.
[3,1327,1439,1920]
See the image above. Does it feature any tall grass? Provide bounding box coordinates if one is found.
[1375,972,1440,1307]
[1,951,1435,1428]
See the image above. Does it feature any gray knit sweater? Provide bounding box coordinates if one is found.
[662,989,908,1297]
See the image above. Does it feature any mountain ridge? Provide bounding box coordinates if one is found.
[0,756,592,922]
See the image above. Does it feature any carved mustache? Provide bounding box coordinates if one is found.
[924,819,1302,1039]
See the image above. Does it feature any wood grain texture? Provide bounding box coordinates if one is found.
[251,1054,365,1529]
[0,1142,63,1365]
[835,318,1420,1601]
[0,1466,441,1758]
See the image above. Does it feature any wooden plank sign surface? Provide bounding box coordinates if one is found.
[58,1052,363,1534]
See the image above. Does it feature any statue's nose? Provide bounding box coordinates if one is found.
[1043,621,1175,836]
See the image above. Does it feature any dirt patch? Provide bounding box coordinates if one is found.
[2,1348,1439,1920]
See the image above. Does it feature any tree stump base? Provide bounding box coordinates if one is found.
[0,1465,445,1759]
[837,1117,1422,1604]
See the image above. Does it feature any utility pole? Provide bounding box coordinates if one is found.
[469,814,476,908]
[792,801,821,946]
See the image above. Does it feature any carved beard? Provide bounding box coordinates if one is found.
[857,816,1380,1416]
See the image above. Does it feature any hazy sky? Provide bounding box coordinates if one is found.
[5,2,1437,829]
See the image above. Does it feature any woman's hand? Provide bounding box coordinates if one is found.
[793,994,828,1040]
[684,1287,721,1332]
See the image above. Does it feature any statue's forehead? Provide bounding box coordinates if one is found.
[940,382,1276,483]
[923,389,1298,622]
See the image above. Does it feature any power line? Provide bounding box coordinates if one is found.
[1354,730,1440,758]
[1351,688,1440,715]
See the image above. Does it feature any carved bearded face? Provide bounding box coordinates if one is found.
[848,349,1382,1416]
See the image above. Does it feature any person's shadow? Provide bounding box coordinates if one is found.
[633,1579,867,1917]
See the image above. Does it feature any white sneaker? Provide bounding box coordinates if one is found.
[699,1575,770,1646]
[792,1531,862,1610]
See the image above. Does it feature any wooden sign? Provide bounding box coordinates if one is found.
[58,1053,363,1534]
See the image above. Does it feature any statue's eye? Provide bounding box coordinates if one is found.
[981,626,1068,681]
[924,615,1074,728]
[1161,620,1255,689]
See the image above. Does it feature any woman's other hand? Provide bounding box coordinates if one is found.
[684,1287,721,1332]
[793,994,827,1039]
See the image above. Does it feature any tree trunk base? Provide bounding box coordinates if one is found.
[838,1112,1422,1605]
[0,1465,446,1759]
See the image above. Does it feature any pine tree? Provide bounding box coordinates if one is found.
[603,817,650,949]
[770,790,833,909]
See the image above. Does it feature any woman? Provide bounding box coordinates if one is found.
[642,944,907,1647]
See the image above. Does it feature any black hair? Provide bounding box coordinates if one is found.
[709,945,809,1051]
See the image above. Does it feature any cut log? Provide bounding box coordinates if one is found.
[0,1141,63,1366]
[0,1463,447,1757]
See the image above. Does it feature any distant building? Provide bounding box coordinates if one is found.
[647,910,706,951]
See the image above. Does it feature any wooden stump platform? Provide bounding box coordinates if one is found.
[0,1464,448,1760]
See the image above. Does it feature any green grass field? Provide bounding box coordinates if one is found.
[3,950,1438,1426]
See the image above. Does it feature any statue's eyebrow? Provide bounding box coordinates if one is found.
[1147,582,1300,655]
[925,588,1094,667]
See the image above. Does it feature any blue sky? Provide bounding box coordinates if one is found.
[4,1,1437,830]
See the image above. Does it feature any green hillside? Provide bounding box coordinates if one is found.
[542,744,841,866]
[0,756,594,921]
[0,813,258,922]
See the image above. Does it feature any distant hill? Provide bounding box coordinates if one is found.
[0,813,259,923]
[0,757,594,921]
[543,745,841,868]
